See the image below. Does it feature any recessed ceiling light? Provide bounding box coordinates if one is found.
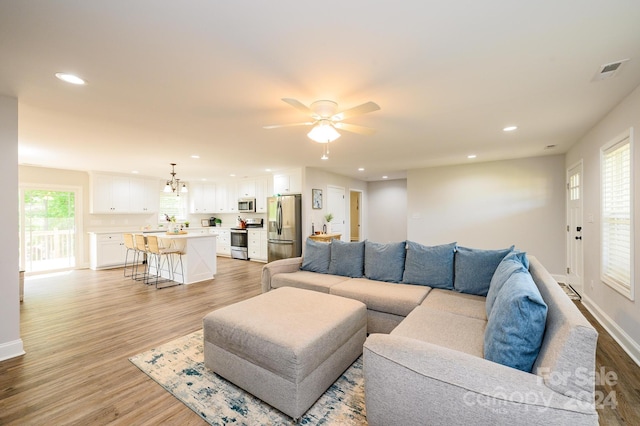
[229,174,236,177]
[191,155,200,159]
[55,73,86,85]
[467,154,477,159]
[358,168,365,171]
[503,126,518,132]
[382,175,388,179]
[131,170,139,174]
[265,168,272,172]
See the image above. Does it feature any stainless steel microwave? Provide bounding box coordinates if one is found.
[238,197,256,213]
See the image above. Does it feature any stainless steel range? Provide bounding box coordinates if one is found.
[230,218,263,260]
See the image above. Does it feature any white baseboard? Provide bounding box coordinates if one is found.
[581,294,640,367]
[0,338,25,362]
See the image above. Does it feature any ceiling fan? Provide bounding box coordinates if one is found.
[264,98,380,143]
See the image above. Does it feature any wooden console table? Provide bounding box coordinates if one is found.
[308,233,341,243]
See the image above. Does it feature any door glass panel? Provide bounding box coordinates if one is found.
[22,189,76,272]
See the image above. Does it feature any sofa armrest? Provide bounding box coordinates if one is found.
[363,334,597,426]
[260,257,303,293]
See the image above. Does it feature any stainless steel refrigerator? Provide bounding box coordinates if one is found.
[267,194,302,262]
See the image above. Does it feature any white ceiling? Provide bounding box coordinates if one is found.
[2,1,640,182]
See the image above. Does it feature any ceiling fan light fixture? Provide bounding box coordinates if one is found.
[307,121,341,143]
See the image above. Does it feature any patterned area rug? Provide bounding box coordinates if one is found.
[129,330,367,425]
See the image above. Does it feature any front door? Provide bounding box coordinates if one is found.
[567,162,584,294]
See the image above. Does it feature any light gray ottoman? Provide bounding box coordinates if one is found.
[203,286,367,420]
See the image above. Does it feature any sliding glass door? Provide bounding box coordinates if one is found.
[19,188,78,273]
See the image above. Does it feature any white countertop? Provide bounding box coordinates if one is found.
[87,226,233,235]
[159,233,218,239]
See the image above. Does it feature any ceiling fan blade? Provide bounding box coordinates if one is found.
[281,98,313,115]
[263,122,314,129]
[332,101,380,121]
[334,122,377,135]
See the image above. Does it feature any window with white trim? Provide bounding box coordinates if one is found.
[601,128,634,300]
[158,191,188,223]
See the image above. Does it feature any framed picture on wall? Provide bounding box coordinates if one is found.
[312,188,323,209]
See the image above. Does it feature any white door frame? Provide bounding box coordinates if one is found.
[349,189,364,242]
[19,183,84,274]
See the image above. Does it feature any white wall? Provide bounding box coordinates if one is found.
[566,84,640,364]
[0,96,24,361]
[407,155,567,275]
[366,179,407,242]
[304,168,368,242]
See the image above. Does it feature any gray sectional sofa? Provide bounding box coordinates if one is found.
[261,239,599,425]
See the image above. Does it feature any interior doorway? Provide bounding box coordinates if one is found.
[566,161,584,295]
[19,187,80,273]
[350,190,362,241]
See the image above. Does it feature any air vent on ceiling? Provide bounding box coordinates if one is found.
[593,59,629,81]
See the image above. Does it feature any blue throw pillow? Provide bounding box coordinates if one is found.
[484,271,548,372]
[329,240,365,278]
[402,241,457,289]
[485,251,529,317]
[300,238,331,273]
[364,241,406,283]
[454,245,514,296]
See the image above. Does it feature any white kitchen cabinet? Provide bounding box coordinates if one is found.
[248,229,267,261]
[226,181,238,213]
[273,169,302,194]
[215,182,229,213]
[130,177,161,213]
[237,178,256,198]
[189,182,217,214]
[216,229,231,256]
[91,174,131,213]
[215,181,238,213]
[89,232,126,270]
[255,175,268,213]
[91,173,161,214]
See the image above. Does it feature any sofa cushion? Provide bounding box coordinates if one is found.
[454,245,514,296]
[484,271,548,372]
[364,240,406,283]
[300,238,331,273]
[485,251,529,317]
[330,278,431,317]
[271,270,351,294]
[392,306,486,357]
[402,241,456,289]
[420,288,487,320]
[329,240,365,278]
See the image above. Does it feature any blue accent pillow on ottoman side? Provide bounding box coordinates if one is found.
[402,241,457,289]
[364,241,406,283]
[300,238,331,273]
[484,271,548,372]
[453,245,514,296]
[329,239,365,278]
[485,251,529,317]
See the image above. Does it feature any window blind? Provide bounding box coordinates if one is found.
[601,132,633,298]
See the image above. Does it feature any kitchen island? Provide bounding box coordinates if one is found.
[151,232,218,285]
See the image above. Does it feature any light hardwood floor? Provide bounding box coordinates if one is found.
[1,258,639,425]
